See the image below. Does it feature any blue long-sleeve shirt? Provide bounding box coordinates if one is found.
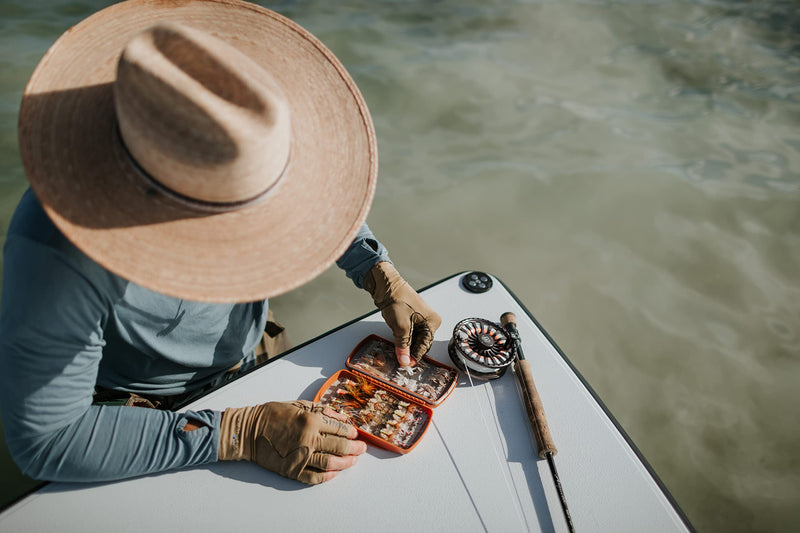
[0,189,390,482]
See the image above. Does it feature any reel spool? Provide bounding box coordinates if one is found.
[448,318,516,380]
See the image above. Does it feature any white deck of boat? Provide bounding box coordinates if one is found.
[0,272,690,532]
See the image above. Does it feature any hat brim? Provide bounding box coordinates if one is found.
[18,0,377,303]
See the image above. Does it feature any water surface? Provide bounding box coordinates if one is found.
[1,1,798,531]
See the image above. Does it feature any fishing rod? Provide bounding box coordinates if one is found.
[501,311,575,533]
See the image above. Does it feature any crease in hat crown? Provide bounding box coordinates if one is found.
[114,22,292,208]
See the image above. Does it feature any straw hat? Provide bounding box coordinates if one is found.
[18,0,377,303]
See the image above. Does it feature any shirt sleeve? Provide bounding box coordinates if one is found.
[335,222,391,289]
[0,203,220,482]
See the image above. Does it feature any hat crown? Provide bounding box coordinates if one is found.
[114,23,291,207]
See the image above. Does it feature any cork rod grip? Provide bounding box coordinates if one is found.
[501,311,558,458]
[515,358,558,458]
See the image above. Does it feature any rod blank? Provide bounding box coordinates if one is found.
[501,311,574,532]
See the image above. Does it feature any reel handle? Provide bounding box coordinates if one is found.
[500,311,518,328]
[501,312,558,459]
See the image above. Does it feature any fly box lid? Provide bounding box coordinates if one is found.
[313,335,459,454]
[346,335,458,407]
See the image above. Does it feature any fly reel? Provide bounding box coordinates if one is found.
[448,318,516,380]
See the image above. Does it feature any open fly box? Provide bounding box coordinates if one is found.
[314,334,459,453]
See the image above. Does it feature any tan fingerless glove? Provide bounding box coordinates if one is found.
[364,262,442,362]
[219,400,355,484]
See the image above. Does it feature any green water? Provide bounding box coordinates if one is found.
[1,1,799,531]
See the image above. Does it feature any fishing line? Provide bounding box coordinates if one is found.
[451,318,528,531]
[431,418,491,531]
[463,365,531,531]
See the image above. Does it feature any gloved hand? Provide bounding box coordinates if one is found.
[364,262,442,366]
[219,400,366,484]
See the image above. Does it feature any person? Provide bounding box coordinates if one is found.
[0,0,441,486]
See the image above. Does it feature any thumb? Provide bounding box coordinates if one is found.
[395,345,412,367]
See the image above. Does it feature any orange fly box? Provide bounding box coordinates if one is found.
[314,335,458,454]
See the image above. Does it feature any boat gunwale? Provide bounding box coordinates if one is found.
[0,271,696,532]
